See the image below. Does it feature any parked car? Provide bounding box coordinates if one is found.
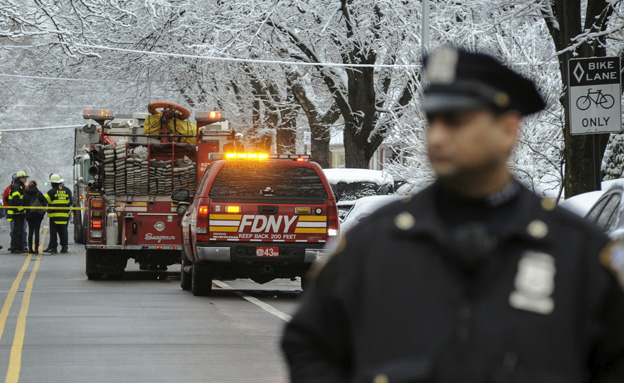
[323,168,394,221]
[559,191,604,217]
[559,179,621,217]
[584,180,624,238]
[340,195,404,233]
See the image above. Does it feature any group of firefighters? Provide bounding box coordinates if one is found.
[2,171,72,254]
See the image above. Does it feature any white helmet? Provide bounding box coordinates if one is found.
[50,173,64,183]
[235,132,243,139]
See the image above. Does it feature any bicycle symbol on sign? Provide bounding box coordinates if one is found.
[576,88,615,110]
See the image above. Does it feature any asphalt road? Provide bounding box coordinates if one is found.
[0,218,302,383]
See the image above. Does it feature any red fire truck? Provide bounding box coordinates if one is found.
[80,103,232,279]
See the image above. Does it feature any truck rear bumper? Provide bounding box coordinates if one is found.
[84,246,181,271]
[86,244,181,250]
[196,245,327,263]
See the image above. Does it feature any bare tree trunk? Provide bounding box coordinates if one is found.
[543,0,613,197]
[276,122,296,155]
[289,75,340,168]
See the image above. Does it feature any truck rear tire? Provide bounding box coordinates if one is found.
[86,249,103,280]
[87,272,103,280]
[74,212,85,244]
[300,275,309,291]
[180,252,191,291]
[191,262,212,296]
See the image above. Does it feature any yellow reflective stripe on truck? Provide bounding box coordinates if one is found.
[294,228,327,234]
[209,214,243,220]
[209,227,240,232]
[297,216,327,222]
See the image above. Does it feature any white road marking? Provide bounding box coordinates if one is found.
[213,280,292,322]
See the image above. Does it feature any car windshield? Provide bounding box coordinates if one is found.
[589,192,622,231]
[209,162,328,199]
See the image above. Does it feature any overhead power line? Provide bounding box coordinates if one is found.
[76,43,421,69]
[0,73,131,83]
[0,125,81,132]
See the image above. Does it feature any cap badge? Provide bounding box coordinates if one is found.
[425,45,458,85]
[509,251,556,314]
[494,92,510,108]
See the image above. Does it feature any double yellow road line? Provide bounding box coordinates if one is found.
[0,227,47,383]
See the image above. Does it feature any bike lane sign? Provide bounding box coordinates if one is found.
[569,57,621,135]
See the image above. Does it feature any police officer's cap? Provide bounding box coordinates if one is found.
[422,45,545,116]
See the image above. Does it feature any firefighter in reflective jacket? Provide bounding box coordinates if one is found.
[45,173,70,254]
[8,171,28,254]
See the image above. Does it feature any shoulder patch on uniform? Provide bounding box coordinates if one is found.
[600,241,624,291]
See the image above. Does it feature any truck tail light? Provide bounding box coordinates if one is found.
[327,205,339,237]
[197,204,209,230]
[89,197,106,242]
[198,205,208,219]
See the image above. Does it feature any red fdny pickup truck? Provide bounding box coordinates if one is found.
[175,153,339,296]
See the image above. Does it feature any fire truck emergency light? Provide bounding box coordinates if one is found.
[226,206,241,213]
[83,109,115,120]
[211,153,308,161]
[223,153,270,160]
[195,111,222,122]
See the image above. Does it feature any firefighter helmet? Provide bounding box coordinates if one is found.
[49,173,64,183]
[16,170,28,179]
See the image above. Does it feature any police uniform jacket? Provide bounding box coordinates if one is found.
[45,185,71,225]
[7,180,26,222]
[281,183,624,383]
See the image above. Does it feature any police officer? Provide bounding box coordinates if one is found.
[45,173,71,254]
[8,171,28,254]
[281,45,624,382]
